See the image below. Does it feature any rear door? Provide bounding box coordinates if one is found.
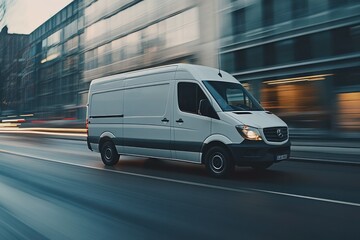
[172,81,212,162]
[88,88,124,153]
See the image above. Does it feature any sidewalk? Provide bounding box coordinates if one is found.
[290,138,360,165]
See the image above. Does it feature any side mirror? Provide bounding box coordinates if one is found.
[198,99,219,119]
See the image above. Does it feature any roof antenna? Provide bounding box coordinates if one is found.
[217,51,222,78]
[215,16,223,78]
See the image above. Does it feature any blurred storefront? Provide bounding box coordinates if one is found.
[219,0,360,137]
[260,74,332,130]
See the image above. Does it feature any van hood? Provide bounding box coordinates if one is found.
[225,111,287,129]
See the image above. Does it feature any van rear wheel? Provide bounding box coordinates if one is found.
[101,141,119,166]
[205,146,234,178]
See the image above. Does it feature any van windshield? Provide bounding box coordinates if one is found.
[203,81,264,111]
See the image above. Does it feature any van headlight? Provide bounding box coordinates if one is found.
[236,125,262,141]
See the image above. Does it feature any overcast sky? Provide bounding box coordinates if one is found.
[0,0,73,34]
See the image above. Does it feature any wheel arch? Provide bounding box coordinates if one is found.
[201,135,233,164]
[99,132,116,152]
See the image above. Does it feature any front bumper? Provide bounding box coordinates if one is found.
[228,140,291,166]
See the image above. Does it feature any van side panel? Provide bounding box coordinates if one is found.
[124,84,169,117]
[90,90,124,120]
[121,73,175,159]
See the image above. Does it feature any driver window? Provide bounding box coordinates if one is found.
[178,82,207,115]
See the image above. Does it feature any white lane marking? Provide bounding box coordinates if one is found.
[0,149,248,194]
[290,157,360,165]
[1,149,360,208]
[249,189,360,207]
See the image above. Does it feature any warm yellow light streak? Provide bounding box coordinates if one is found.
[0,123,20,127]
[40,53,59,64]
[0,130,86,137]
[0,127,87,137]
[264,74,333,85]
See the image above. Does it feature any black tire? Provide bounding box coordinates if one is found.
[204,146,234,178]
[251,162,273,171]
[100,141,119,166]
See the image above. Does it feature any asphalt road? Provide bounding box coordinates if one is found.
[0,134,359,240]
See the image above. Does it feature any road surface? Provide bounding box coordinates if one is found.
[0,134,359,239]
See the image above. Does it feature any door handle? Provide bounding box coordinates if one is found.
[161,118,169,123]
[176,118,184,123]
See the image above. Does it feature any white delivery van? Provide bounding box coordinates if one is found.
[86,64,290,177]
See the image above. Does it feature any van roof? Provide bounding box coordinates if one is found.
[176,64,237,83]
[90,63,239,87]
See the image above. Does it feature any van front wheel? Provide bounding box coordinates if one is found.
[205,146,234,178]
[101,141,119,166]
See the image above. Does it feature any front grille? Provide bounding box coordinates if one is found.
[263,127,288,142]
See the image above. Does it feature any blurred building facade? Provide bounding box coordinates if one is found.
[23,0,84,120]
[80,0,218,103]
[22,0,219,122]
[219,0,360,136]
[0,26,29,115]
[17,0,360,137]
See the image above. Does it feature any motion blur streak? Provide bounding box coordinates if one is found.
[0,127,86,137]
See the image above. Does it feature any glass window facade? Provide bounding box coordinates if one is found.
[294,35,311,61]
[332,27,352,55]
[292,0,308,19]
[276,39,294,64]
[262,0,274,27]
[85,0,137,25]
[47,30,61,46]
[221,0,360,135]
[64,36,79,52]
[224,24,360,72]
[85,48,98,70]
[84,7,200,71]
[232,8,246,35]
[311,31,331,59]
[63,55,78,71]
[246,46,263,69]
[85,19,107,42]
[64,20,78,40]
